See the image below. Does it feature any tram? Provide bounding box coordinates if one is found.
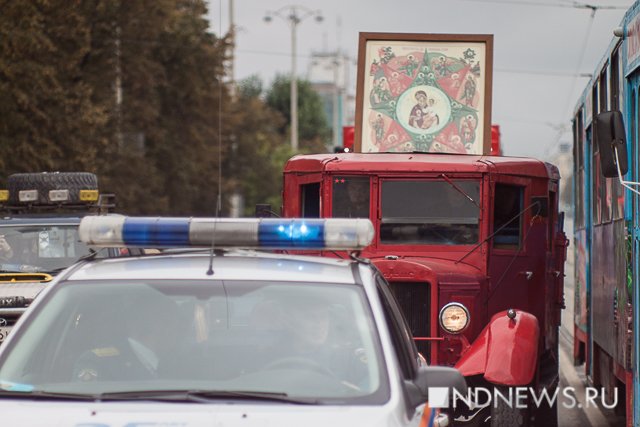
[572,1,640,424]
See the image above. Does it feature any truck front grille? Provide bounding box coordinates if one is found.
[388,281,431,362]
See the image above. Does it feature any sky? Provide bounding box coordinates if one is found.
[206,0,634,161]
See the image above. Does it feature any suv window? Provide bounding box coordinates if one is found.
[0,225,91,273]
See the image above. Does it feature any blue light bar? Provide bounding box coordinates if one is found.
[259,221,324,248]
[79,217,374,250]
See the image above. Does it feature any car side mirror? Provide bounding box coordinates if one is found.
[406,365,467,409]
[255,204,273,218]
[595,110,628,178]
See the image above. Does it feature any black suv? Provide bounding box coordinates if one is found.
[0,172,140,343]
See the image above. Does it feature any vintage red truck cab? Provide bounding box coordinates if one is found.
[280,152,568,424]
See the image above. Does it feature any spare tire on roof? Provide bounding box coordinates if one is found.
[8,172,98,205]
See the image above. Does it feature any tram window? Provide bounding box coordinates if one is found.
[573,110,585,229]
[301,183,320,218]
[612,178,624,220]
[603,178,612,223]
[592,82,598,116]
[493,184,523,249]
[592,143,602,225]
[599,67,608,112]
[611,49,620,110]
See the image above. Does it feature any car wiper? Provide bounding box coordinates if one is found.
[0,389,96,400]
[440,173,479,208]
[98,389,317,404]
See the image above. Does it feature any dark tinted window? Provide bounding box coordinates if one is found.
[380,180,479,245]
[493,184,523,249]
[332,177,370,218]
[301,183,320,218]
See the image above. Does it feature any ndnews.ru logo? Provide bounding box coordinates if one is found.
[427,386,619,410]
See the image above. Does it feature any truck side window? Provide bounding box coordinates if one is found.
[332,177,370,218]
[301,183,320,218]
[493,184,523,249]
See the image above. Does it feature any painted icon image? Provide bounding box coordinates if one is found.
[359,38,489,154]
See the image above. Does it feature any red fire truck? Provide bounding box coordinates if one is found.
[280,152,568,425]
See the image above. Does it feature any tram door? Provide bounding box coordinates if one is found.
[629,73,640,427]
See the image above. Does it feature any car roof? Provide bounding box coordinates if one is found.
[64,250,360,283]
[0,213,124,225]
[0,216,83,225]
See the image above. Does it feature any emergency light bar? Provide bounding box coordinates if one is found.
[79,217,374,250]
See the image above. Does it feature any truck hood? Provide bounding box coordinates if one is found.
[371,256,485,284]
[0,400,406,427]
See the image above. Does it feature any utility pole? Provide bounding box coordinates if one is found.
[264,5,323,151]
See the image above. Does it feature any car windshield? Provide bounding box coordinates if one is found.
[0,225,92,273]
[380,179,480,245]
[0,279,388,403]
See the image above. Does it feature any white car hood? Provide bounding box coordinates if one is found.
[0,400,410,427]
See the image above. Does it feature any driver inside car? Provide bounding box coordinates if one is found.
[0,235,14,261]
[263,295,369,389]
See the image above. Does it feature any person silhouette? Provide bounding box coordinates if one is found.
[332,179,370,219]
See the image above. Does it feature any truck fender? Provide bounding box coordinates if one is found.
[454,310,540,386]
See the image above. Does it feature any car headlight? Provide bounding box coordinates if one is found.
[439,302,470,334]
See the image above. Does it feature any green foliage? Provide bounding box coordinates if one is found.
[231,76,291,216]
[0,0,103,174]
[237,74,263,100]
[266,74,331,153]
[0,2,329,217]
[0,0,235,215]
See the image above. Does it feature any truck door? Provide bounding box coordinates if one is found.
[282,173,323,218]
[488,179,543,317]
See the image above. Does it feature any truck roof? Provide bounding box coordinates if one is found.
[284,153,559,180]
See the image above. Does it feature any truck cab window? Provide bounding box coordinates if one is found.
[379,180,480,245]
[332,177,370,218]
[301,183,320,218]
[493,184,523,249]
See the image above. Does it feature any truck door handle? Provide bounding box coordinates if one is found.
[520,271,533,280]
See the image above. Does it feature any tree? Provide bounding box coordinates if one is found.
[0,1,239,216]
[75,0,233,215]
[266,74,331,153]
[0,0,104,176]
[231,75,291,216]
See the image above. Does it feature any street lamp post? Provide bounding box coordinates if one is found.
[264,5,323,151]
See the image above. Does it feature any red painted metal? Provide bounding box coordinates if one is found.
[490,125,502,156]
[455,310,540,385]
[342,126,355,151]
[280,152,564,391]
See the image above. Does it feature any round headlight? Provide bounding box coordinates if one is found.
[439,302,470,334]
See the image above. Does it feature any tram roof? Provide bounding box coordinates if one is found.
[285,153,559,180]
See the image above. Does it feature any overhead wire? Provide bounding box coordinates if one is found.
[457,0,628,9]
[543,4,598,158]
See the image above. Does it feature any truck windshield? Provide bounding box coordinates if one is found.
[380,180,480,245]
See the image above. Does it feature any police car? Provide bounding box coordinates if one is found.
[0,172,140,344]
[0,217,464,427]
